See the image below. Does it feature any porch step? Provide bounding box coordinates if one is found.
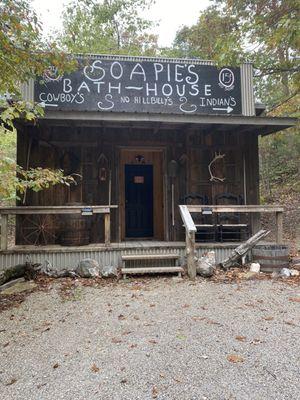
[121,253,183,277]
[122,253,179,261]
[122,266,184,277]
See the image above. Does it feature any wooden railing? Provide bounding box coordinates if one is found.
[0,205,118,251]
[179,204,284,279]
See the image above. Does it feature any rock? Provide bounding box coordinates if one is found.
[271,271,280,278]
[290,269,300,277]
[249,262,260,273]
[197,251,215,278]
[0,280,37,295]
[279,268,291,277]
[101,265,118,278]
[39,260,53,276]
[76,259,100,278]
[243,271,258,280]
[0,278,25,292]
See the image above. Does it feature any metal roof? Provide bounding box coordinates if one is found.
[73,53,217,65]
[33,110,296,136]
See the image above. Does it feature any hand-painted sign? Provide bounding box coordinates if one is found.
[34,57,242,115]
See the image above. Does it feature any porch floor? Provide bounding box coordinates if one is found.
[2,240,239,254]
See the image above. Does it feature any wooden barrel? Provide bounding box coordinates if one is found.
[60,203,91,246]
[252,244,289,273]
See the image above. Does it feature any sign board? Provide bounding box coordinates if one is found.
[35,57,242,115]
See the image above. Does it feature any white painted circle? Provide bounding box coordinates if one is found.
[219,68,235,88]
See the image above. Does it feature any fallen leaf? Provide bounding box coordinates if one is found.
[150,304,155,307]
[5,378,17,386]
[227,354,244,363]
[235,335,246,342]
[91,363,100,373]
[173,377,182,383]
[284,320,297,326]
[176,334,186,340]
[152,386,158,398]
[149,339,158,344]
[289,297,300,303]
[53,363,59,369]
[111,338,122,344]
[263,316,274,321]
[122,330,132,335]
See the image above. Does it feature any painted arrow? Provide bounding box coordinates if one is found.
[39,102,58,107]
[212,106,233,113]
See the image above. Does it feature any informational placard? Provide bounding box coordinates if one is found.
[34,57,242,115]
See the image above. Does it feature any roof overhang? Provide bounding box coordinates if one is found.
[27,111,297,136]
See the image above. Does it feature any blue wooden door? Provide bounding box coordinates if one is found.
[125,164,153,238]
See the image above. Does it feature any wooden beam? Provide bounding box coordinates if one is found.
[186,230,196,280]
[0,205,117,215]
[179,205,197,233]
[104,213,111,245]
[186,205,284,213]
[0,214,8,251]
[276,211,283,244]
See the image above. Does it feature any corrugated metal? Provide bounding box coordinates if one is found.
[75,53,215,65]
[241,63,255,116]
[20,79,34,102]
[0,244,236,272]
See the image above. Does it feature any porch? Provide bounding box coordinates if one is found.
[0,204,284,274]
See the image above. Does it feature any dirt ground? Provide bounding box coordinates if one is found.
[0,273,299,400]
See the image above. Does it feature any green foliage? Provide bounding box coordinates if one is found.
[0,158,77,201]
[0,0,78,204]
[172,0,299,112]
[59,0,158,56]
[260,129,300,200]
[172,6,243,63]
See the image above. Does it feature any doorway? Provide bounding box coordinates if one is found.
[119,148,165,241]
[125,164,153,238]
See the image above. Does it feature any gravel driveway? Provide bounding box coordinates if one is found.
[0,276,299,400]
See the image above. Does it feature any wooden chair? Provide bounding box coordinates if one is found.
[214,193,249,242]
[182,194,216,242]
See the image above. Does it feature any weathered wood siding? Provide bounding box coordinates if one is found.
[16,125,259,243]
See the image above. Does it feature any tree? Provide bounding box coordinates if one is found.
[172,6,242,62]
[171,0,300,236]
[0,0,77,203]
[59,0,159,56]
[172,0,299,113]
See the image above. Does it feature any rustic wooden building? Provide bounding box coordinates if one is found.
[0,55,296,276]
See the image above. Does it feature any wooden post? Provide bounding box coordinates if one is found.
[0,214,8,251]
[276,211,283,244]
[104,212,111,245]
[186,230,196,279]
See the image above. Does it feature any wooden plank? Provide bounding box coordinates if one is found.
[104,213,111,245]
[122,254,179,261]
[0,214,8,251]
[121,266,184,274]
[186,230,196,279]
[186,205,284,213]
[0,206,117,215]
[276,211,283,244]
[179,205,197,233]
